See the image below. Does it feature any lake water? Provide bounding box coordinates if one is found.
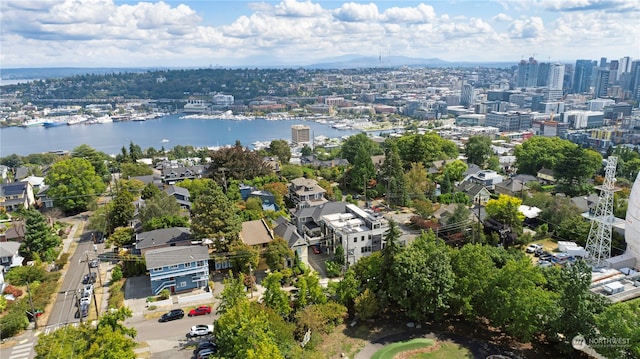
[0,114,360,156]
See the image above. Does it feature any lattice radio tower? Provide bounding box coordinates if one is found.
[585,156,619,267]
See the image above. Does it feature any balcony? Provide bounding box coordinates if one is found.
[154,279,176,295]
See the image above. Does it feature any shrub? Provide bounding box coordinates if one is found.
[108,279,125,309]
[4,266,47,286]
[147,305,157,311]
[159,289,170,300]
[111,265,123,282]
[54,252,70,269]
[0,309,29,339]
[325,260,341,278]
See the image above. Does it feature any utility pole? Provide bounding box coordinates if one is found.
[218,167,228,193]
[476,197,481,244]
[76,290,83,325]
[248,264,253,299]
[26,282,38,329]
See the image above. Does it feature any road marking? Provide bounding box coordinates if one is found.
[12,343,32,350]
[9,342,33,359]
[11,347,32,354]
[18,339,29,344]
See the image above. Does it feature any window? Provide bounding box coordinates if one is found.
[353,237,357,243]
[361,236,365,242]
[153,267,163,272]
[169,264,179,269]
[184,262,191,268]
[197,260,205,267]
[180,281,187,288]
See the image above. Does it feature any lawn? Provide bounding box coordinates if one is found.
[412,341,473,359]
[371,338,435,359]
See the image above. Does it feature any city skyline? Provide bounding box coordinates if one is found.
[1,0,639,69]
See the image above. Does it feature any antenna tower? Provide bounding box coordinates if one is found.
[585,156,619,267]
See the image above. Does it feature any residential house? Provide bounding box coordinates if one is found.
[164,185,192,210]
[263,157,281,172]
[135,227,192,255]
[300,156,349,168]
[432,203,460,225]
[0,241,24,272]
[21,176,45,192]
[288,177,327,209]
[35,186,54,209]
[320,204,389,266]
[0,182,35,212]
[291,201,347,243]
[0,221,25,242]
[239,184,278,211]
[537,167,556,184]
[272,217,308,266]
[13,167,30,182]
[145,245,210,295]
[455,181,491,205]
[571,193,600,217]
[239,219,274,251]
[494,178,529,198]
[161,165,205,185]
[371,155,386,173]
[463,170,504,190]
[511,174,539,185]
[462,163,483,178]
[130,175,164,189]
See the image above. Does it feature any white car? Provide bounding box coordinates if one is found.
[189,324,214,337]
[525,244,543,253]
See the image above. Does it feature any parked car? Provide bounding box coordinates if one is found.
[538,260,553,268]
[83,284,94,295]
[525,243,543,253]
[89,258,99,268]
[188,305,212,317]
[94,231,104,244]
[159,309,184,322]
[75,303,89,318]
[193,341,217,354]
[534,248,545,257]
[189,324,214,337]
[82,272,97,284]
[78,296,91,306]
[197,348,216,359]
[539,252,553,261]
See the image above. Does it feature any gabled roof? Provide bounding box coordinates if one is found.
[136,227,191,250]
[455,181,487,198]
[130,175,163,186]
[0,241,21,257]
[272,217,305,248]
[495,178,529,192]
[511,174,538,183]
[21,175,44,187]
[165,185,190,198]
[240,219,274,246]
[571,193,600,213]
[463,163,483,177]
[537,167,555,176]
[294,201,347,221]
[145,245,209,269]
[14,167,30,181]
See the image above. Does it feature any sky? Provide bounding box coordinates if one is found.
[1,0,639,68]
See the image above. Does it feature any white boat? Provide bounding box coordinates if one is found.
[67,115,89,125]
[93,115,113,124]
[21,118,45,127]
[161,139,170,143]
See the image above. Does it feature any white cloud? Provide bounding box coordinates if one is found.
[382,4,436,23]
[509,17,545,38]
[492,13,513,22]
[275,0,324,17]
[535,0,640,12]
[333,2,380,22]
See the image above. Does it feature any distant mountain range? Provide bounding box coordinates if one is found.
[1,56,515,80]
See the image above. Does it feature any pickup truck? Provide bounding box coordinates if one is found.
[188,324,214,337]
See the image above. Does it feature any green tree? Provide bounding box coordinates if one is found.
[269,139,291,163]
[381,141,407,206]
[485,194,524,233]
[329,269,360,313]
[46,157,106,213]
[216,271,247,315]
[128,141,143,163]
[108,190,135,230]
[262,272,292,317]
[340,133,381,164]
[107,227,134,248]
[138,191,182,229]
[19,208,61,262]
[388,232,454,321]
[141,182,161,200]
[265,237,294,271]
[228,240,259,274]
[442,159,468,182]
[175,178,217,202]
[280,164,304,181]
[119,162,153,178]
[71,144,110,181]
[301,145,313,156]
[354,288,379,320]
[554,145,602,196]
[404,162,433,200]
[191,184,242,251]
[4,265,47,285]
[464,135,493,167]
[449,244,496,319]
[349,145,376,192]
[594,300,640,359]
[484,259,558,342]
[413,199,435,218]
[396,133,458,168]
[208,141,271,185]
[514,136,573,175]
[296,273,327,307]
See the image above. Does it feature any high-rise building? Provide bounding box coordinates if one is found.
[537,63,550,87]
[600,57,608,68]
[573,59,594,93]
[461,83,474,107]
[619,56,632,77]
[547,63,565,100]
[517,57,539,87]
[486,112,532,132]
[594,69,611,98]
[609,60,619,82]
[631,61,640,103]
[291,125,310,146]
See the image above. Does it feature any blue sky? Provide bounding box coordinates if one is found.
[1,0,638,68]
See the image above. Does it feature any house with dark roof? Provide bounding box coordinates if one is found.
[300,156,349,168]
[0,241,24,272]
[272,216,308,265]
[571,193,600,217]
[161,165,205,185]
[494,178,529,198]
[291,201,347,243]
[240,219,274,250]
[239,184,278,211]
[0,182,35,212]
[144,245,210,295]
[130,175,163,189]
[455,181,491,205]
[537,167,556,184]
[164,185,192,210]
[135,227,192,255]
[288,177,327,209]
[0,221,25,242]
[13,167,30,181]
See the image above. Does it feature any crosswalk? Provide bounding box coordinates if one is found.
[43,322,79,335]
[8,342,33,359]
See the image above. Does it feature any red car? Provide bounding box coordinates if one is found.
[188,305,212,317]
